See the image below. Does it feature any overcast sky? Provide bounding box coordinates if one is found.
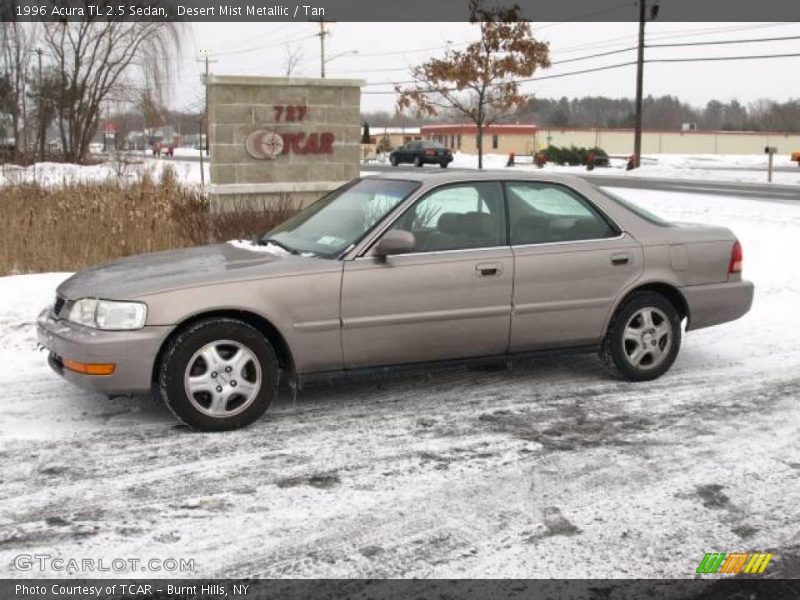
[170,21,800,114]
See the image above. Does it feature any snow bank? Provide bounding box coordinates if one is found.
[0,272,71,381]
[0,157,209,188]
[448,151,800,186]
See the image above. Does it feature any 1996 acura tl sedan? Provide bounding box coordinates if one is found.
[38,172,753,431]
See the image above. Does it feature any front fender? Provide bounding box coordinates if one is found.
[139,271,343,374]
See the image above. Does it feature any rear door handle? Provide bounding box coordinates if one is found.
[476,262,501,276]
[611,253,631,266]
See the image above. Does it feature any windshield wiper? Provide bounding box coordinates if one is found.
[255,236,299,255]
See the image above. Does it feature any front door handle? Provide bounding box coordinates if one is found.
[476,263,502,276]
[611,253,631,266]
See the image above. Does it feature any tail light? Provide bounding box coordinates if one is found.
[728,240,743,275]
[425,149,435,156]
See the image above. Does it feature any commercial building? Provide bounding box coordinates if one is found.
[368,126,422,149]
[421,124,537,154]
[420,123,800,156]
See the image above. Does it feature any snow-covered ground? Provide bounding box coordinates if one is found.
[0,156,208,187]
[445,152,800,185]
[1,188,799,578]
[3,152,799,190]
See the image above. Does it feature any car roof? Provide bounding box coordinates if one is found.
[365,170,588,186]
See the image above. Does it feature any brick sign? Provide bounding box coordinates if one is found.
[207,74,363,211]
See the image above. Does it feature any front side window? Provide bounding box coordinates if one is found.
[507,182,617,245]
[391,182,505,252]
[264,179,419,257]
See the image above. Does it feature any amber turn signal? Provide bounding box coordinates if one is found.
[62,359,116,376]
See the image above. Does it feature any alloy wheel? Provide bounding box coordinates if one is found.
[183,340,262,418]
[622,307,673,370]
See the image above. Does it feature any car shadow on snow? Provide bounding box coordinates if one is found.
[272,350,614,413]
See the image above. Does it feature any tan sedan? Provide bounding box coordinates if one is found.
[37,172,753,431]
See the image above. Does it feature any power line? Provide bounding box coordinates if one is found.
[361,50,800,95]
[329,31,800,78]
[331,45,637,76]
[327,21,800,64]
[534,1,636,29]
[212,33,316,57]
[547,22,798,57]
[649,51,800,63]
[361,61,639,94]
[649,34,800,49]
[355,32,800,87]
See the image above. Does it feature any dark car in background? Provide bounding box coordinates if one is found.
[390,141,453,168]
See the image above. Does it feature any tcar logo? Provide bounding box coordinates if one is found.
[245,130,285,160]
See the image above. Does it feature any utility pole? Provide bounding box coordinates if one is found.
[36,47,44,160]
[142,85,150,153]
[198,49,215,156]
[314,18,330,78]
[633,0,658,169]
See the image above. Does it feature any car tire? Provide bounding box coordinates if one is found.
[600,291,681,382]
[414,156,423,167]
[440,161,449,168]
[158,318,280,431]
[390,155,398,166]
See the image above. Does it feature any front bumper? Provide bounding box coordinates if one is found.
[36,308,173,395]
[682,279,754,331]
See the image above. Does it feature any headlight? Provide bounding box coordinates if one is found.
[68,299,147,330]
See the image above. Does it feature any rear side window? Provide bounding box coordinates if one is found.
[594,186,673,227]
[507,182,617,245]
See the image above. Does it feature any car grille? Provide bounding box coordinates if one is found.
[53,295,66,317]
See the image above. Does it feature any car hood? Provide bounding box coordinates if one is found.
[57,242,327,300]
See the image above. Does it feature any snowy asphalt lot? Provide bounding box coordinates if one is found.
[1,188,799,579]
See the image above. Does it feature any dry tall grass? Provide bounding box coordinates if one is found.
[0,169,299,276]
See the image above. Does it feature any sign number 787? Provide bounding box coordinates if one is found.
[274,105,308,122]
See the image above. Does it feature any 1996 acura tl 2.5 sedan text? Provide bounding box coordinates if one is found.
[37,172,753,431]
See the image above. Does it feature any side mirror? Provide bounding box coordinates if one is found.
[374,229,415,257]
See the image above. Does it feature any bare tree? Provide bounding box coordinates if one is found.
[0,21,36,158]
[397,0,549,169]
[41,4,184,162]
[283,43,303,78]
[27,66,61,160]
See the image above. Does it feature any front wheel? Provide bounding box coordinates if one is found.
[414,156,423,167]
[439,161,449,169]
[390,155,398,166]
[601,291,681,381]
[158,318,280,431]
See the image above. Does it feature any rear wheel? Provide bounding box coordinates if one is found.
[158,318,279,431]
[601,291,681,381]
[414,155,423,167]
[439,161,449,168]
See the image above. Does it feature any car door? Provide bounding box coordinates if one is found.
[506,181,644,351]
[401,142,419,163]
[341,181,513,369]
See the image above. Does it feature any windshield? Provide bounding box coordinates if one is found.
[262,178,419,257]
